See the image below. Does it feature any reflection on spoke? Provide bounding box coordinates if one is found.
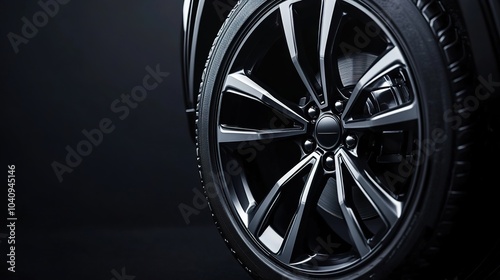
[248,153,321,260]
[343,101,418,130]
[279,155,321,263]
[218,125,306,143]
[249,153,319,235]
[224,71,308,126]
[319,0,338,109]
[279,1,324,108]
[337,149,402,227]
[335,153,371,257]
[343,47,406,120]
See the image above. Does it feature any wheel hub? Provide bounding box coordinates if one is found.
[315,114,342,150]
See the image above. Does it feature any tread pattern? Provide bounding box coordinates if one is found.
[396,0,474,278]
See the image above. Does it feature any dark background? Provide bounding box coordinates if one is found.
[1,1,251,279]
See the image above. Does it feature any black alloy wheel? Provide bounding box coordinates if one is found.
[196,0,473,279]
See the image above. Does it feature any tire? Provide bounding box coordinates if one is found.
[196,0,473,279]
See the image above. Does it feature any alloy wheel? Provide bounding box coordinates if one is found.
[212,0,422,273]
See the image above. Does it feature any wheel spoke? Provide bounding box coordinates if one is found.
[218,125,306,143]
[337,149,402,227]
[335,154,371,257]
[343,101,418,130]
[278,154,322,263]
[224,71,308,126]
[279,1,324,108]
[343,46,406,120]
[319,0,340,108]
[231,168,257,227]
[248,153,320,238]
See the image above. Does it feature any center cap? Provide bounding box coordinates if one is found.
[315,115,342,149]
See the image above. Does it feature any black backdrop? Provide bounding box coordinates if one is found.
[1,1,250,279]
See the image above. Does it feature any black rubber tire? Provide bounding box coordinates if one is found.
[196,0,473,279]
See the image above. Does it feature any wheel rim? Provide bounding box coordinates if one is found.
[212,0,422,274]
